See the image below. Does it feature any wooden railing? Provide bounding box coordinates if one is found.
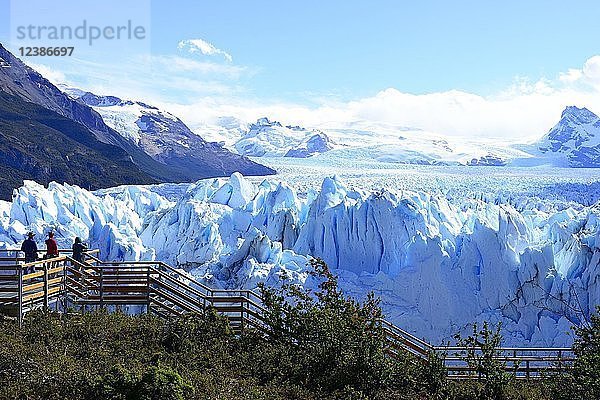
[440,346,573,379]
[0,251,575,379]
[0,250,101,325]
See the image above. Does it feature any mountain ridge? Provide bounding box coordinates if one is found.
[0,91,157,200]
[62,86,277,178]
[528,105,600,167]
[0,42,275,187]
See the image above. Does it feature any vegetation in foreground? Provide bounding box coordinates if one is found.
[0,259,598,400]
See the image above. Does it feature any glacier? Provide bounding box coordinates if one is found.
[1,173,599,347]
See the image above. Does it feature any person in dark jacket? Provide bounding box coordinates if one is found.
[45,231,59,258]
[72,237,88,264]
[21,232,38,273]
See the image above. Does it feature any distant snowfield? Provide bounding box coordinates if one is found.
[1,161,600,347]
[248,156,600,206]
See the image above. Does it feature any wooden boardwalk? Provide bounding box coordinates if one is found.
[0,249,574,379]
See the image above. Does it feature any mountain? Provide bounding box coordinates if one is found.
[0,43,187,182]
[284,132,333,158]
[62,87,276,178]
[534,106,600,167]
[0,91,156,199]
[0,42,274,183]
[186,116,249,147]
[200,117,523,165]
[234,117,334,158]
[0,44,132,147]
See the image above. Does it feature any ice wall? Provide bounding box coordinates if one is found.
[0,181,169,260]
[1,175,598,346]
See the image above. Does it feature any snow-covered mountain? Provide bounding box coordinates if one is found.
[532,106,600,167]
[60,87,275,179]
[193,116,249,147]
[0,43,275,186]
[234,117,334,158]
[203,117,526,166]
[2,174,598,346]
[0,43,162,199]
[202,107,600,168]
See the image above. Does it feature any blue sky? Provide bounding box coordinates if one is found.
[2,0,600,140]
[147,0,600,99]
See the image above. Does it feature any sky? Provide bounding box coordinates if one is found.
[2,0,600,141]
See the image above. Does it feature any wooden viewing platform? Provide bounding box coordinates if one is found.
[0,249,574,379]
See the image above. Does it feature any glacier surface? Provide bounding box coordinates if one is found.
[1,171,599,347]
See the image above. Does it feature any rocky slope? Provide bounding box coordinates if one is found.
[0,91,156,200]
[0,42,275,184]
[62,88,276,178]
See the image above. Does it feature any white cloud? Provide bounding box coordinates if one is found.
[28,49,600,144]
[149,55,246,78]
[24,62,69,86]
[158,55,600,144]
[178,39,233,62]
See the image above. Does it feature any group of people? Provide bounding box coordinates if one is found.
[20,232,88,273]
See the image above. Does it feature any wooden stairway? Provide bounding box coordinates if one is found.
[0,249,574,379]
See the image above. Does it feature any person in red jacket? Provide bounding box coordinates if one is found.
[45,231,59,258]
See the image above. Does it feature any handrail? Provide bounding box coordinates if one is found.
[0,250,576,379]
[0,249,100,255]
[86,257,266,308]
[437,346,572,352]
[0,248,100,252]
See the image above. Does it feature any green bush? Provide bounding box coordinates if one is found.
[245,258,404,396]
[0,260,594,400]
[569,305,600,398]
[453,322,512,400]
[94,365,193,400]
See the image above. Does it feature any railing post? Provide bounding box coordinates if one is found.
[17,265,23,328]
[63,259,68,310]
[99,268,104,310]
[243,291,250,331]
[557,350,562,371]
[526,360,530,379]
[146,266,151,314]
[43,262,49,310]
[240,292,245,332]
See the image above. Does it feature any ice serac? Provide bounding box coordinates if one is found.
[134,174,600,346]
[1,175,598,347]
[290,178,599,345]
[0,181,168,260]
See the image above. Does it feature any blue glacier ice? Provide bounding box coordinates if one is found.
[0,173,599,347]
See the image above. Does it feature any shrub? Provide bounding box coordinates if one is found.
[136,366,193,400]
[247,258,412,396]
[569,305,600,398]
[453,322,512,400]
[1,261,589,400]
